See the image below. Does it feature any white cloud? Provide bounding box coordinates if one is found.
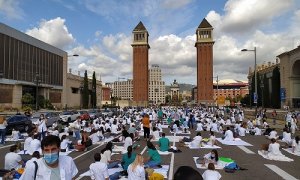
[0,0,24,19]
[26,17,75,49]
[207,0,294,34]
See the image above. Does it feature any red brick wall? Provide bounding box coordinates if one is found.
[196,43,214,102]
[133,45,149,102]
[102,87,111,101]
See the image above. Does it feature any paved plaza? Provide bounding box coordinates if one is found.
[0,114,299,180]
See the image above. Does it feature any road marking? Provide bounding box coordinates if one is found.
[75,176,83,180]
[73,142,104,160]
[0,142,24,150]
[141,146,147,155]
[265,164,298,180]
[168,152,175,180]
[237,146,255,154]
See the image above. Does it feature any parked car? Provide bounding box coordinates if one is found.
[88,109,101,119]
[100,109,114,117]
[6,115,33,134]
[31,112,60,127]
[59,111,80,123]
[79,110,90,120]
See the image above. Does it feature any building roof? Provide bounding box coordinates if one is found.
[133,21,147,31]
[198,18,212,28]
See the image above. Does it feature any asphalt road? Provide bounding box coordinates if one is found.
[0,123,299,180]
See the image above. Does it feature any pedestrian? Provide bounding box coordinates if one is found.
[142,114,150,140]
[20,135,78,180]
[272,110,277,125]
[0,115,7,145]
[37,114,47,140]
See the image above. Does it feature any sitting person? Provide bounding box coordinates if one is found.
[201,149,219,166]
[127,154,145,180]
[292,136,300,153]
[268,129,279,139]
[152,127,160,141]
[171,123,179,133]
[223,127,234,141]
[23,132,34,153]
[202,163,222,180]
[156,121,163,132]
[100,142,121,169]
[281,128,292,146]
[89,153,109,180]
[12,128,22,141]
[190,132,202,148]
[30,134,42,155]
[253,125,262,135]
[121,146,136,176]
[207,131,217,146]
[266,138,283,157]
[144,141,161,168]
[124,132,133,150]
[4,145,24,170]
[263,125,272,136]
[60,135,73,152]
[158,133,170,152]
[196,122,204,131]
[238,125,246,137]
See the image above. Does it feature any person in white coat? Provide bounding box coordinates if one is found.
[20,135,78,180]
[89,153,109,180]
[37,114,47,140]
[202,163,221,180]
[190,132,202,148]
[223,127,234,141]
[127,154,145,180]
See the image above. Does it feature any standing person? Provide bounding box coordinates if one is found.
[127,154,145,180]
[73,116,82,140]
[142,114,150,140]
[188,113,194,129]
[272,110,277,125]
[144,141,161,168]
[89,153,109,180]
[285,111,293,131]
[0,115,7,145]
[20,135,78,180]
[4,145,24,170]
[37,114,47,140]
[202,163,222,180]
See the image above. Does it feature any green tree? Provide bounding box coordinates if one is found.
[240,94,250,106]
[82,70,89,109]
[38,95,45,108]
[22,93,34,105]
[92,71,97,108]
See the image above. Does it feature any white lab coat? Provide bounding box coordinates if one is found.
[20,155,78,180]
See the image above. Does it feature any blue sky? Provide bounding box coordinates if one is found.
[1,0,300,85]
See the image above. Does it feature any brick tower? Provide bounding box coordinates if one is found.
[195,18,214,105]
[132,21,150,106]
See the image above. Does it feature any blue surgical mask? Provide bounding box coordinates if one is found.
[44,152,59,164]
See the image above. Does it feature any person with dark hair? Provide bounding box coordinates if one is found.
[121,146,136,175]
[202,149,219,166]
[292,136,300,153]
[124,132,133,150]
[152,126,160,140]
[23,151,40,172]
[100,142,120,169]
[202,163,221,180]
[158,133,169,152]
[89,153,109,180]
[37,114,47,140]
[4,145,24,170]
[223,126,234,141]
[142,114,150,140]
[29,133,42,155]
[174,166,203,180]
[190,132,202,148]
[20,135,78,180]
[144,141,161,168]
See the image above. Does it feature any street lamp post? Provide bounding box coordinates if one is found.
[213,76,219,107]
[241,47,257,112]
[79,83,83,110]
[260,76,264,108]
[34,73,41,111]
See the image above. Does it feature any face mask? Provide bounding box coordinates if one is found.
[44,152,59,164]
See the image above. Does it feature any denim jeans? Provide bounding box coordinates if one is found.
[109,172,120,180]
[145,160,160,168]
[0,129,6,144]
[74,130,81,140]
[108,161,120,169]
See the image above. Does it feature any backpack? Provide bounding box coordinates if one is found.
[224,162,239,173]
